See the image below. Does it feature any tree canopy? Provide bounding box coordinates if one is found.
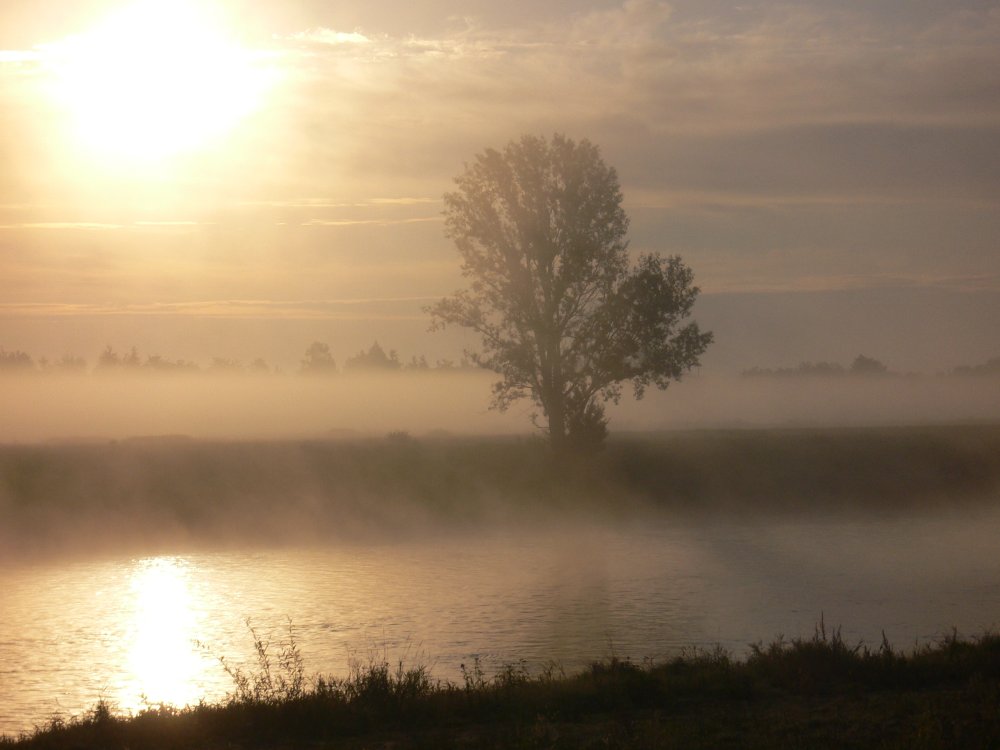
[300,341,337,375]
[429,134,712,452]
[344,341,402,371]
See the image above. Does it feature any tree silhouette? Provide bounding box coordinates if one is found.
[429,134,712,452]
[249,357,270,374]
[209,357,243,373]
[97,345,121,370]
[850,354,888,375]
[405,354,430,370]
[344,341,401,371]
[145,354,199,373]
[53,354,87,373]
[301,341,337,375]
[953,356,1000,376]
[122,346,141,369]
[0,348,34,371]
[96,345,141,370]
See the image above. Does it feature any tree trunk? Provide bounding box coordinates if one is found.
[543,327,568,455]
[546,392,568,455]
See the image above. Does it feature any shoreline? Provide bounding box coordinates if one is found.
[3,625,999,749]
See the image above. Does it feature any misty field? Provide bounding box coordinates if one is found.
[2,423,999,560]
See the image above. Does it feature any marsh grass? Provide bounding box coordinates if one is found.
[6,623,999,749]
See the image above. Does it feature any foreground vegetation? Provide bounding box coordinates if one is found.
[4,624,999,749]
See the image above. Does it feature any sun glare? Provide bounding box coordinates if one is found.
[49,0,269,164]
[122,557,206,711]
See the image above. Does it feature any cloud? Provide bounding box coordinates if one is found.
[0,297,439,320]
[697,272,1000,296]
[132,221,205,227]
[0,221,212,230]
[569,0,674,47]
[2,0,998,316]
[0,222,122,230]
[287,27,373,46]
[626,187,995,213]
[236,197,439,208]
[301,216,441,227]
[257,1,1000,199]
[368,197,439,205]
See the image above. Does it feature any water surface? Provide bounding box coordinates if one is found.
[2,511,998,735]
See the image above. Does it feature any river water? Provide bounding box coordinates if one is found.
[2,510,999,736]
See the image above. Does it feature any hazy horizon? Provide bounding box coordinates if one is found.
[0,369,997,445]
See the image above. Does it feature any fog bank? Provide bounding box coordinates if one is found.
[2,425,999,563]
[1,371,998,443]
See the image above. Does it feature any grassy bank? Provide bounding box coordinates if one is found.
[1,424,999,558]
[4,625,999,749]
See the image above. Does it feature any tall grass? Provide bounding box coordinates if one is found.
[5,623,1000,749]
[199,618,306,704]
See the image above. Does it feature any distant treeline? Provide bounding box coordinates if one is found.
[742,354,1000,378]
[0,341,477,376]
[4,345,1000,379]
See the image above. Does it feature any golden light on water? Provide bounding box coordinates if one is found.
[46,0,271,165]
[121,557,206,711]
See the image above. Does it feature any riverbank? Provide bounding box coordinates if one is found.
[4,626,998,749]
[2,423,999,560]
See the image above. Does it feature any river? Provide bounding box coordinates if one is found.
[2,510,999,736]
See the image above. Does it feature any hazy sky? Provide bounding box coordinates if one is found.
[1,0,998,372]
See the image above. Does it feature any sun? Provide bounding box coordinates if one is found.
[49,0,269,164]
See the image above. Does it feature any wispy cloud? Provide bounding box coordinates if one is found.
[0,221,210,230]
[627,187,1000,213]
[301,217,441,227]
[132,221,206,227]
[0,222,122,230]
[286,28,374,47]
[236,197,440,208]
[0,297,439,320]
[699,271,1000,296]
[368,197,440,206]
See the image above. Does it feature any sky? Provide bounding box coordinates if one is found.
[1,0,999,373]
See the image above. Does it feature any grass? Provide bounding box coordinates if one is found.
[4,622,1000,749]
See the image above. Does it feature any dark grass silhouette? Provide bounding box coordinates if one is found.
[3,623,999,749]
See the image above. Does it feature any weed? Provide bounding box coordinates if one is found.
[460,656,487,691]
[7,622,1000,749]
[199,617,306,704]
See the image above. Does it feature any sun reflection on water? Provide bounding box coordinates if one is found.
[119,557,207,712]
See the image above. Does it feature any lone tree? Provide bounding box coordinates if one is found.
[429,134,712,452]
[301,341,337,375]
